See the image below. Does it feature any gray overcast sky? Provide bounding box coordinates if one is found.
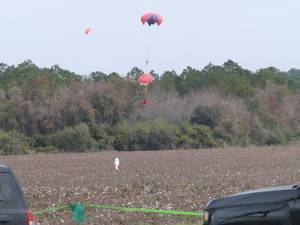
[0,0,299,75]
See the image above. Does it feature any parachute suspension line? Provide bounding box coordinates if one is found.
[143,25,158,67]
[143,86,148,104]
[145,46,150,66]
[143,25,152,66]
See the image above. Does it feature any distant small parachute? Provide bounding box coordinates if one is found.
[141,13,163,26]
[84,28,92,35]
[138,73,153,86]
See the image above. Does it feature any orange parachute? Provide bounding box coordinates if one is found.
[138,73,153,86]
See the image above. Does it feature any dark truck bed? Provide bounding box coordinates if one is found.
[204,184,300,225]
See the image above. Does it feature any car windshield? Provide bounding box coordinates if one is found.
[0,173,23,208]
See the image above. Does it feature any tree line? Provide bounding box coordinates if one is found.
[0,59,300,154]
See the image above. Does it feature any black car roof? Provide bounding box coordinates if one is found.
[0,164,11,172]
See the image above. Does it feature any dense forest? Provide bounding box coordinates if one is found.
[0,59,300,154]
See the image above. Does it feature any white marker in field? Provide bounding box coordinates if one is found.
[114,157,120,170]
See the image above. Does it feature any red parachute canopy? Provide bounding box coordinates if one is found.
[138,73,153,86]
[84,28,92,35]
[141,13,163,26]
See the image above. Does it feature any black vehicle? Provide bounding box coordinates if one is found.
[203,184,300,225]
[0,164,37,225]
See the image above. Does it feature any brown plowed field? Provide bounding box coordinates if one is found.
[1,146,300,224]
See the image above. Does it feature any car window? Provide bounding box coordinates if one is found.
[0,173,23,208]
